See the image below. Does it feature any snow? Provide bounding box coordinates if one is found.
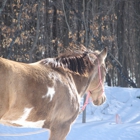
[0,86,140,140]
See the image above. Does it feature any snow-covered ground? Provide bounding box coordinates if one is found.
[0,86,140,140]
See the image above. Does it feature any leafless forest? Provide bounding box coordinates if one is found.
[0,0,140,87]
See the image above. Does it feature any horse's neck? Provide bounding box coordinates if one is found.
[72,74,90,97]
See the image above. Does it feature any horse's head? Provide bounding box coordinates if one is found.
[87,48,107,106]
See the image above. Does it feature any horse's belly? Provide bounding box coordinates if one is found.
[0,107,46,128]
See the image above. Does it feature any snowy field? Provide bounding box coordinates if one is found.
[0,86,140,140]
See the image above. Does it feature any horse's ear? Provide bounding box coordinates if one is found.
[98,47,108,63]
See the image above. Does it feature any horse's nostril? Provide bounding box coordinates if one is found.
[102,95,106,104]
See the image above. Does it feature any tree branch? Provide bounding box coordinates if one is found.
[7,0,26,59]
[29,0,41,62]
[0,0,8,16]
[62,0,71,33]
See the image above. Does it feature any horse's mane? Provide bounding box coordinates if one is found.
[40,50,97,76]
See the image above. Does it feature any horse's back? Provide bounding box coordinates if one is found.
[0,58,52,121]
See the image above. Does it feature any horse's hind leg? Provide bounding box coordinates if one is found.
[49,122,71,140]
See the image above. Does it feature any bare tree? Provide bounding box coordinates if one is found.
[0,0,140,87]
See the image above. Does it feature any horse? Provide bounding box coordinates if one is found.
[0,47,107,140]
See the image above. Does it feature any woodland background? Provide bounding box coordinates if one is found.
[0,0,140,87]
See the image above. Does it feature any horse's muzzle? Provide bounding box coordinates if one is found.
[93,95,106,106]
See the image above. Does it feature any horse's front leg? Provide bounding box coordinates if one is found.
[49,122,71,140]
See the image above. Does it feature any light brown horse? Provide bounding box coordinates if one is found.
[0,48,107,140]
